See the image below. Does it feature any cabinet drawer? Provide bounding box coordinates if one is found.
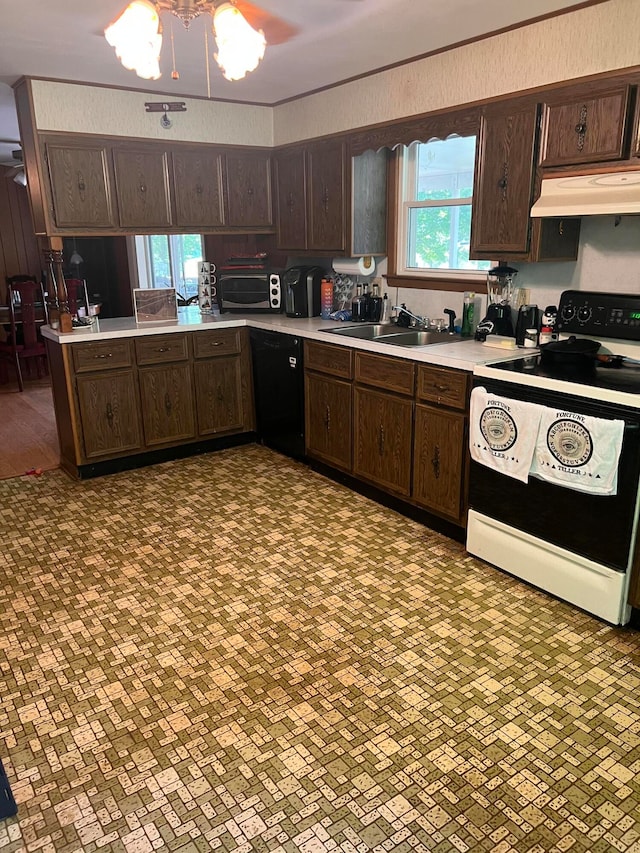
[135,334,189,365]
[72,339,133,373]
[417,365,469,409]
[355,352,415,395]
[305,341,353,379]
[193,328,241,359]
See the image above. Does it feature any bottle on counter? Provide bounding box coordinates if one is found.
[461,291,475,337]
[351,283,366,322]
[370,281,383,322]
[320,277,334,319]
[380,292,389,323]
[362,282,372,321]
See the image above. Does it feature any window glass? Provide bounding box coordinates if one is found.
[399,138,490,276]
[136,234,203,298]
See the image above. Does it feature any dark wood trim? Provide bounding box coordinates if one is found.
[349,107,480,155]
[38,129,274,154]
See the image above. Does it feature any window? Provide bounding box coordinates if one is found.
[397,137,490,278]
[135,234,204,298]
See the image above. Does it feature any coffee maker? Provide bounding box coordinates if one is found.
[475,264,517,339]
[284,266,325,318]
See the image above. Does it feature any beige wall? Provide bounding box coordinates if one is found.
[27,0,640,149]
[29,80,274,147]
[273,0,640,144]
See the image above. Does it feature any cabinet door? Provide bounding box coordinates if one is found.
[113,148,173,228]
[470,104,538,257]
[305,372,352,471]
[354,387,413,496]
[540,87,631,167]
[193,357,244,436]
[274,147,307,250]
[76,370,142,459]
[224,151,273,227]
[307,140,346,252]
[46,143,114,229]
[413,404,466,521]
[172,148,224,228]
[139,363,195,446]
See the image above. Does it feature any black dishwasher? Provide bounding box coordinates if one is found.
[249,328,305,459]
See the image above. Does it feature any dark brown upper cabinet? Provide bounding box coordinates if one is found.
[45,141,115,229]
[307,140,347,253]
[470,102,539,258]
[113,147,173,229]
[540,85,632,167]
[172,148,224,229]
[274,145,308,251]
[224,150,273,228]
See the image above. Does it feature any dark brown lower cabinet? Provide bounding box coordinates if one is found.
[305,372,352,471]
[138,363,196,446]
[354,386,413,497]
[193,357,244,435]
[413,404,467,521]
[76,370,142,458]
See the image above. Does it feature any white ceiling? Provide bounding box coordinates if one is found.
[0,0,598,166]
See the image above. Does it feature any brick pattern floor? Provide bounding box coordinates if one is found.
[1,444,639,852]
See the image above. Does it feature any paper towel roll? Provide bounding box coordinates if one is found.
[331,256,377,276]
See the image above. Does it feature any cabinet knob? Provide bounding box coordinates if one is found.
[77,172,86,199]
[164,392,172,414]
[378,424,385,455]
[575,105,588,151]
[324,404,331,431]
[156,346,170,353]
[94,352,113,359]
[195,184,203,195]
[321,187,330,213]
[497,162,508,198]
[105,402,114,426]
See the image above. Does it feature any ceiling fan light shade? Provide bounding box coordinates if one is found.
[13,169,27,187]
[213,3,266,81]
[105,0,163,80]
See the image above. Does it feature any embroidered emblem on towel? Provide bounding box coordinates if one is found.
[545,418,593,469]
[480,406,518,452]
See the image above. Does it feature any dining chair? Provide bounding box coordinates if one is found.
[0,280,48,391]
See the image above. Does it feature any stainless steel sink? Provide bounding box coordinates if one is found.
[376,330,462,346]
[322,323,400,340]
[322,324,461,346]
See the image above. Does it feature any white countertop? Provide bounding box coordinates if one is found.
[41,308,525,372]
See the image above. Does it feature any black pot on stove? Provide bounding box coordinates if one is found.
[540,336,601,371]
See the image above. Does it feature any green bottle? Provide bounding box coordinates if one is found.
[461,292,475,337]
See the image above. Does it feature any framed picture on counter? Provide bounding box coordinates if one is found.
[134,288,178,323]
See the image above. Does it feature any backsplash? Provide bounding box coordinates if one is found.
[390,216,640,329]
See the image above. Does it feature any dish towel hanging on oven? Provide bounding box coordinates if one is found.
[469,387,543,483]
[529,408,625,495]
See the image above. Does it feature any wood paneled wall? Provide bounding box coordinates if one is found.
[0,166,41,302]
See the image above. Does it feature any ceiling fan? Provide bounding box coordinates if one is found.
[105,0,299,83]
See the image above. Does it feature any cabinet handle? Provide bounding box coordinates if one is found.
[434,383,450,393]
[77,171,86,200]
[156,346,170,353]
[378,424,385,455]
[432,445,441,479]
[195,184,203,195]
[209,341,222,347]
[94,352,113,359]
[247,186,254,197]
[321,187,330,212]
[216,388,224,403]
[106,402,114,426]
[575,105,588,151]
[324,404,331,431]
[497,163,508,198]
[287,192,295,211]
[139,183,147,194]
[164,392,172,414]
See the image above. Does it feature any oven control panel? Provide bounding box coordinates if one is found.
[556,290,640,340]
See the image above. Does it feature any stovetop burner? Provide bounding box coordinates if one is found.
[489,354,640,394]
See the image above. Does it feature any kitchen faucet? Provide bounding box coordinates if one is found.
[392,304,426,327]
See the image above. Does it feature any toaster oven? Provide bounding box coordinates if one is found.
[217,269,282,313]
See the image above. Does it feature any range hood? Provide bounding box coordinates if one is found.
[531,170,640,217]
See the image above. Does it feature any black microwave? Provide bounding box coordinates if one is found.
[217,269,282,313]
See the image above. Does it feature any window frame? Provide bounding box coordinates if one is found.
[388,140,491,293]
[134,233,204,298]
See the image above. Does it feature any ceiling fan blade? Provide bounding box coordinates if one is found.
[233,1,299,45]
